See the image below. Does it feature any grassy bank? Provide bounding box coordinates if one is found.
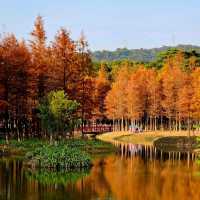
[154,136,199,152]
[97,131,196,146]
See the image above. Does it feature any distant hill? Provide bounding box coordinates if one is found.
[92,45,200,62]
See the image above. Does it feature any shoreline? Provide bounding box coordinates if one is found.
[97,131,197,146]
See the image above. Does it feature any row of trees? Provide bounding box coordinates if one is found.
[1,15,200,138]
[0,16,109,138]
[105,52,200,135]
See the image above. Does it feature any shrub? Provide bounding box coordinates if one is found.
[26,144,91,170]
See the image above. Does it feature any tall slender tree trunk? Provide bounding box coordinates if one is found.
[175,113,178,132]
[155,116,157,131]
[188,114,190,138]
[149,116,152,131]
[131,119,134,127]
[117,119,119,131]
[161,115,163,131]
[121,117,124,131]
[125,119,128,131]
[145,117,148,131]
[178,113,181,132]
[63,65,66,92]
[169,116,172,132]
[81,79,85,137]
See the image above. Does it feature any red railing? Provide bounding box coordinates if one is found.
[76,124,112,133]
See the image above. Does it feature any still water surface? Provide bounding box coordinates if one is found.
[0,144,200,200]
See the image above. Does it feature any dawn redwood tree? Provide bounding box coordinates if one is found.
[75,33,95,134]
[177,74,194,136]
[146,69,162,130]
[105,64,130,131]
[126,67,144,129]
[160,56,185,131]
[28,15,49,137]
[10,40,30,138]
[78,76,95,124]
[29,15,48,102]
[51,28,76,92]
[94,63,111,121]
[0,34,30,138]
[126,67,151,130]
[105,87,119,131]
[191,68,200,131]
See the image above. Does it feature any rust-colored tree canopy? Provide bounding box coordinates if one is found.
[1,16,200,137]
[0,16,97,137]
[105,54,200,133]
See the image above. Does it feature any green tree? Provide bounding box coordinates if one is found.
[37,90,79,138]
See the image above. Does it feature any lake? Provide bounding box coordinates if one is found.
[0,143,200,200]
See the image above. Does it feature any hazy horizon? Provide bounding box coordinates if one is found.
[92,44,200,52]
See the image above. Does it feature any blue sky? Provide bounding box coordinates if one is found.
[0,1,200,50]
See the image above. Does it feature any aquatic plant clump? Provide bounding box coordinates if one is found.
[26,144,92,170]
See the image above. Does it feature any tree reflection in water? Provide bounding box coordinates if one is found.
[0,148,200,200]
[25,169,89,186]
